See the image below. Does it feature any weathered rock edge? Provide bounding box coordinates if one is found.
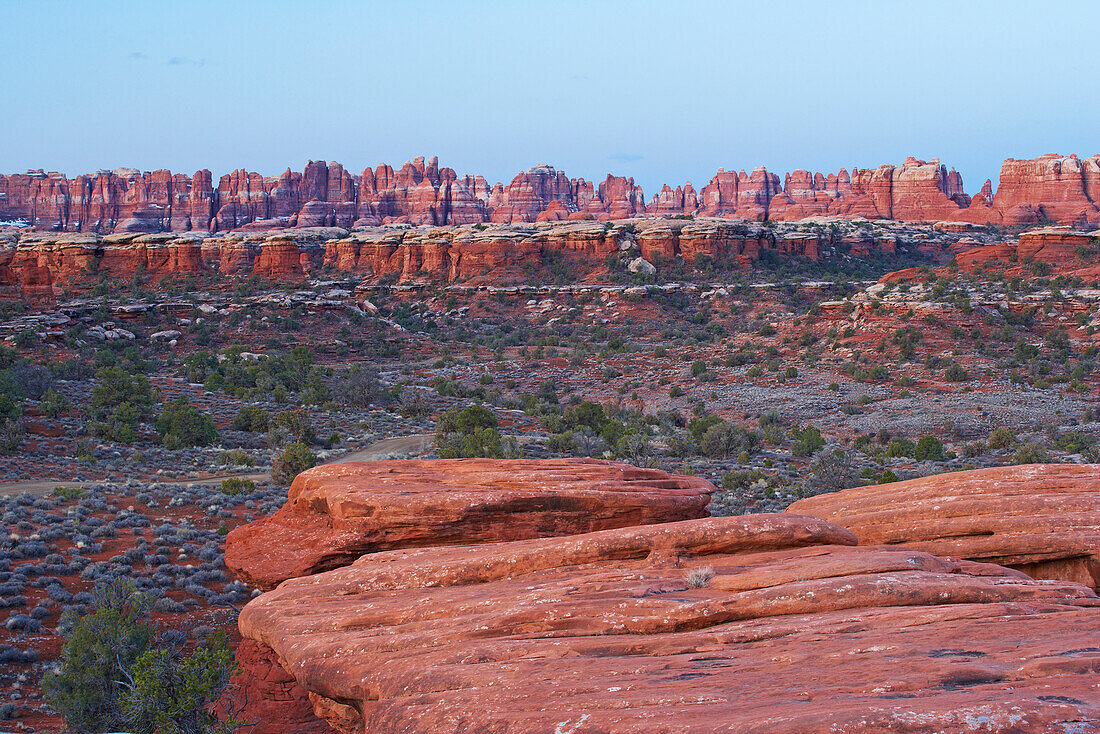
[225,458,715,590]
[238,513,1100,733]
[787,463,1100,589]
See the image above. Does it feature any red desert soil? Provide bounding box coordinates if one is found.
[787,463,1100,589]
[237,514,1100,733]
[225,458,715,590]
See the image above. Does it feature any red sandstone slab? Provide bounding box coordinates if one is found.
[787,464,1100,589]
[225,458,714,589]
[238,514,1100,733]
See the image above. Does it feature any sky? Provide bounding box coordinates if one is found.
[3,0,1098,197]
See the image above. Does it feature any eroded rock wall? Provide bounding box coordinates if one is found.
[4,154,1099,235]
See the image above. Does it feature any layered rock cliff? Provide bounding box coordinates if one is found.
[3,153,1098,235]
[0,218,914,297]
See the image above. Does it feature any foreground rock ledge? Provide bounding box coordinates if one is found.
[225,458,714,589]
[787,463,1100,589]
[238,514,1100,733]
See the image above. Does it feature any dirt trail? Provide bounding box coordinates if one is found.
[0,433,434,498]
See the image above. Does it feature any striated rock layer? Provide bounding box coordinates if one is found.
[225,458,715,591]
[0,217,914,298]
[238,514,1100,733]
[3,154,1099,235]
[954,226,1100,276]
[787,464,1100,589]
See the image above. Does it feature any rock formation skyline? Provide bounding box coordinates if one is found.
[3,153,1099,234]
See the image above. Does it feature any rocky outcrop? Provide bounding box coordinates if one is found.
[0,217,922,296]
[225,458,714,590]
[954,227,1099,274]
[768,158,972,222]
[4,154,1098,236]
[238,513,1100,733]
[225,640,333,734]
[787,464,1100,589]
[984,154,1100,227]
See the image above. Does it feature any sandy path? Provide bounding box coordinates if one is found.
[0,433,434,498]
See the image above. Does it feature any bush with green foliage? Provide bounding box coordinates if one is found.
[1014,441,1051,465]
[39,389,71,418]
[52,485,86,501]
[790,425,825,457]
[219,477,256,495]
[155,397,218,449]
[196,345,317,400]
[88,365,155,443]
[0,393,22,454]
[943,363,969,382]
[232,405,270,433]
[267,409,317,447]
[699,421,761,459]
[885,437,915,458]
[43,581,152,733]
[987,426,1016,450]
[272,441,317,484]
[435,405,503,458]
[914,435,945,461]
[328,365,392,408]
[43,579,237,734]
[120,631,237,734]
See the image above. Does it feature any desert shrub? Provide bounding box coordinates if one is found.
[328,365,389,408]
[790,425,825,457]
[987,427,1016,450]
[44,578,236,734]
[232,405,270,433]
[1014,441,1051,465]
[13,361,53,400]
[435,405,502,459]
[914,435,945,461]
[943,363,969,382]
[156,397,218,450]
[268,409,317,447]
[219,477,255,496]
[119,630,237,734]
[699,422,761,459]
[684,567,714,588]
[219,448,254,467]
[271,442,317,484]
[43,580,153,733]
[809,449,858,493]
[39,389,71,418]
[886,437,915,458]
[88,366,155,443]
[0,398,23,454]
[201,344,315,400]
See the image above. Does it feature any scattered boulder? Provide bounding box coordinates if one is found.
[225,458,714,590]
[628,256,656,275]
[787,464,1100,589]
[150,329,183,342]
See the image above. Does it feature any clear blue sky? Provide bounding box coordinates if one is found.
[4,0,1098,196]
